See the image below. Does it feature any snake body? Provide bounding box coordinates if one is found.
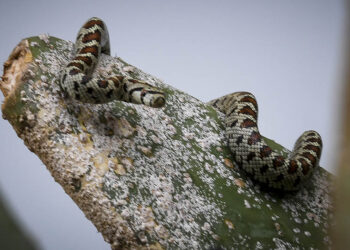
[209,92,322,191]
[61,17,322,191]
[60,17,165,107]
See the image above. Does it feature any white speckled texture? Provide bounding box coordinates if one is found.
[1,36,333,249]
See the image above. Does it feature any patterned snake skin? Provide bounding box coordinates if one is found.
[60,17,165,107]
[209,92,322,191]
[61,17,322,191]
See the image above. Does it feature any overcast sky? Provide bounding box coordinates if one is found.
[0,0,345,249]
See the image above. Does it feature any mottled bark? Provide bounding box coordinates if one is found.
[1,36,333,249]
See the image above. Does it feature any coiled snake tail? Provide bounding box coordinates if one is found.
[209,92,322,191]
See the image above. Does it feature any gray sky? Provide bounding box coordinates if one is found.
[0,0,345,249]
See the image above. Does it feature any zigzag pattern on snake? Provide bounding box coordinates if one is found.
[61,17,322,191]
[60,17,165,107]
[209,92,322,191]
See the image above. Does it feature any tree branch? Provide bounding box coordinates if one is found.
[1,36,333,249]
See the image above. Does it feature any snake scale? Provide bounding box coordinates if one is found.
[60,17,322,191]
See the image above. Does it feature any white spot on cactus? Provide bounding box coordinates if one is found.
[30,41,39,47]
[137,145,152,157]
[244,200,251,208]
[123,66,135,72]
[38,33,50,44]
[40,75,47,82]
[166,124,177,136]
[201,222,210,231]
[224,219,234,230]
[294,218,302,224]
[150,134,162,144]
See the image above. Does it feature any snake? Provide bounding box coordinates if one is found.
[60,17,322,191]
[209,92,322,191]
[59,17,165,107]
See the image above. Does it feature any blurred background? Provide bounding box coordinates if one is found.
[0,0,345,249]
